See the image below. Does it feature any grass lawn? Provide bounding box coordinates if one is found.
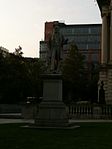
[0,122,112,149]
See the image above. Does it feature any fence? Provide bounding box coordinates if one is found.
[0,104,22,113]
[1,103,112,120]
[68,104,112,119]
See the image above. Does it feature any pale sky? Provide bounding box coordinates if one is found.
[0,0,101,57]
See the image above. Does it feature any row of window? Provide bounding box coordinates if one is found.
[62,51,100,62]
[64,35,100,43]
[83,53,100,62]
[77,43,100,49]
[60,26,101,35]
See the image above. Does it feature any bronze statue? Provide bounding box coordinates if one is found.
[48,22,63,73]
[99,81,105,104]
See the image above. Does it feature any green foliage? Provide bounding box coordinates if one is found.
[23,58,45,99]
[13,46,23,57]
[62,44,86,102]
[61,43,100,103]
[0,123,112,149]
[62,44,85,84]
[0,53,45,103]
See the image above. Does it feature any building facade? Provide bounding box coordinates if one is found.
[40,21,102,67]
[0,46,9,57]
[97,0,112,104]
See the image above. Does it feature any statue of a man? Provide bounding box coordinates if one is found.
[49,22,63,73]
[99,81,105,104]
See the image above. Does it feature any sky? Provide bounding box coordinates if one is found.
[0,0,101,58]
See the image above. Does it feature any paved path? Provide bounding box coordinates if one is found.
[70,119,112,123]
[0,119,34,124]
[0,119,112,124]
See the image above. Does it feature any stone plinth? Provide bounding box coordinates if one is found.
[35,74,68,127]
[99,64,112,105]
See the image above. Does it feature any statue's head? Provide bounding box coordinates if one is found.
[53,22,59,34]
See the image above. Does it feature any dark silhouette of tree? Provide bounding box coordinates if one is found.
[0,52,45,104]
[13,46,23,57]
[87,62,99,103]
[62,43,86,102]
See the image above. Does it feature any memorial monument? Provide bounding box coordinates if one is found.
[35,22,68,127]
[97,0,112,104]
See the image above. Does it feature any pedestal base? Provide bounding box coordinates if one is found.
[35,74,69,127]
[35,101,68,127]
[99,64,112,105]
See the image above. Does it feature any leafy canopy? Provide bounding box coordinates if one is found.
[62,43,85,84]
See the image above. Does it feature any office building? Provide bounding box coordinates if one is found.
[40,21,101,66]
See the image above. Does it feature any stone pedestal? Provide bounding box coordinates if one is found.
[35,74,68,127]
[107,64,112,104]
[99,64,112,105]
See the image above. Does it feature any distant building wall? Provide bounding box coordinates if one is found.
[60,24,101,64]
[45,21,56,41]
[40,21,102,66]
[40,41,47,59]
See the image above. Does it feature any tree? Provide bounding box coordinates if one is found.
[23,58,46,99]
[0,53,28,103]
[0,52,46,104]
[62,43,86,102]
[86,62,99,103]
[13,46,23,57]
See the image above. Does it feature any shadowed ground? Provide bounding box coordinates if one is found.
[0,120,112,149]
